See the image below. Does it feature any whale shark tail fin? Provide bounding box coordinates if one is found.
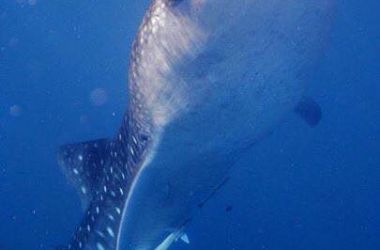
[294,97,322,127]
[57,138,111,207]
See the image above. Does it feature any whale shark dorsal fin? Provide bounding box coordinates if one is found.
[58,138,110,207]
[294,96,322,127]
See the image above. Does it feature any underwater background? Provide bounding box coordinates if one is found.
[0,0,379,249]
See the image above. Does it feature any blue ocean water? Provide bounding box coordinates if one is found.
[0,0,379,249]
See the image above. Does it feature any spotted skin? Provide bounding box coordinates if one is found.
[58,114,151,250]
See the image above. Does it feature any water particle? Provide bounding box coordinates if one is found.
[90,88,108,106]
[9,105,22,117]
[8,37,19,47]
[28,0,37,6]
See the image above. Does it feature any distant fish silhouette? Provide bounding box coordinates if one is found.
[58,0,334,249]
[225,205,233,213]
[294,97,322,127]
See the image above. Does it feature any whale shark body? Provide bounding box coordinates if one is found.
[58,0,334,249]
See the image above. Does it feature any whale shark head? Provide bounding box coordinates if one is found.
[57,0,333,249]
[166,0,250,31]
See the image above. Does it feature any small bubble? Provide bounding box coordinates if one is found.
[28,0,37,6]
[90,88,108,106]
[225,205,233,212]
[80,114,89,124]
[9,105,22,117]
[0,12,7,20]
[8,37,19,48]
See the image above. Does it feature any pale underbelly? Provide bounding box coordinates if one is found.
[118,1,334,248]
[118,81,301,249]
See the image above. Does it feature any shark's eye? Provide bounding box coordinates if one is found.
[167,0,185,7]
[139,134,149,142]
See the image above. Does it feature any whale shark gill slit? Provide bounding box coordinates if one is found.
[197,176,230,209]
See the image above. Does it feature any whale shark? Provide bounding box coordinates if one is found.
[58,0,334,249]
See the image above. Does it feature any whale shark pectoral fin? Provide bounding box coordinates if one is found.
[155,230,190,250]
[294,96,322,127]
[58,201,125,250]
[180,233,190,244]
[57,138,110,207]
